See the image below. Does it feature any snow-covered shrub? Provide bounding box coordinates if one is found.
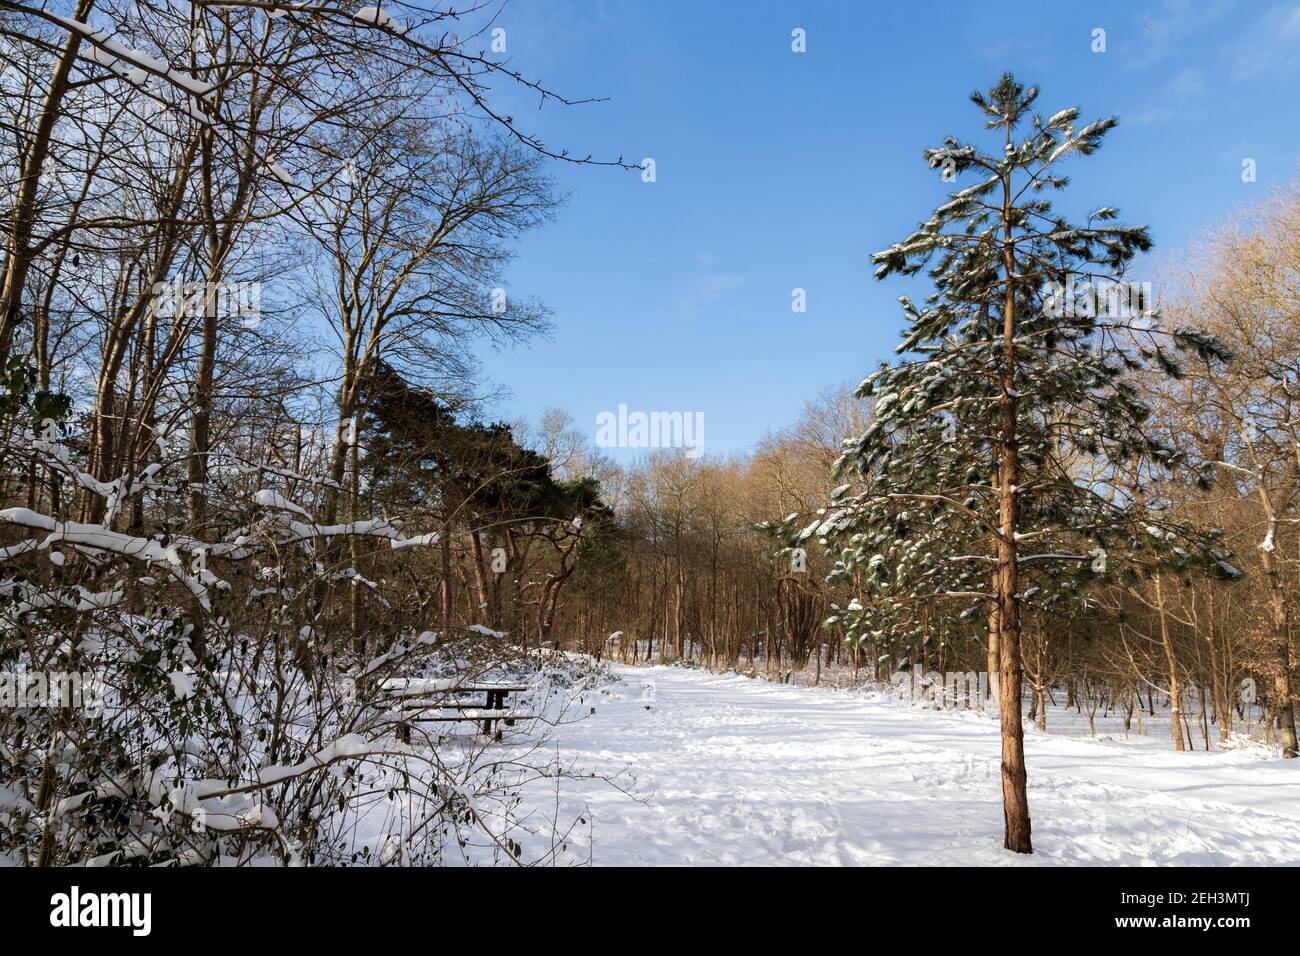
[0,429,576,865]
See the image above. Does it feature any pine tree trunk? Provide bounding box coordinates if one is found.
[996,456,1031,853]
[996,135,1032,853]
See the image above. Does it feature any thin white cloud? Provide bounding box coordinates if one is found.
[1128,67,1208,125]
[1230,2,1300,81]
[1133,0,1237,63]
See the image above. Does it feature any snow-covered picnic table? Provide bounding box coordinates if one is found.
[396,682,532,740]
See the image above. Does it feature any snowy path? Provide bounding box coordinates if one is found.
[513,665,1300,866]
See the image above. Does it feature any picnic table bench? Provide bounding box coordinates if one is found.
[395,682,532,742]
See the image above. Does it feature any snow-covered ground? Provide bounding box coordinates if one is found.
[504,664,1300,866]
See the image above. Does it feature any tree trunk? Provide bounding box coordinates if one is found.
[440,521,453,638]
[469,532,491,627]
[1258,522,1298,757]
[986,594,1000,701]
[1240,441,1297,758]
[0,0,97,361]
[1153,575,1185,752]
[996,133,1031,854]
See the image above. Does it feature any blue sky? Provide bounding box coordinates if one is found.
[476,0,1300,460]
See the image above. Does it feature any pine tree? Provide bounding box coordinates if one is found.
[799,74,1234,853]
[360,362,615,639]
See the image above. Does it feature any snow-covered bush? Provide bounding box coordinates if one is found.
[0,426,581,865]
